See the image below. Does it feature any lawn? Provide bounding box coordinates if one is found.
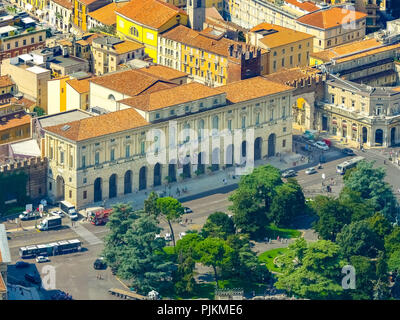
[258,247,289,272]
[265,224,301,239]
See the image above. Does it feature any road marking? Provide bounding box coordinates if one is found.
[72,223,103,246]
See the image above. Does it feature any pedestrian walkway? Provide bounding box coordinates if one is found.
[71,223,102,246]
[82,152,309,212]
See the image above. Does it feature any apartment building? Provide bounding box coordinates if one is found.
[296,7,367,52]
[0,103,31,145]
[0,25,46,61]
[0,75,16,106]
[115,0,188,62]
[43,76,294,207]
[247,22,314,74]
[159,25,264,87]
[316,75,400,147]
[91,36,145,75]
[1,58,51,112]
[87,1,128,32]
[48,0,74,33]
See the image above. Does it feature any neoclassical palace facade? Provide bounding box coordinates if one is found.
[316,75,400,148]
[43,76,294,208]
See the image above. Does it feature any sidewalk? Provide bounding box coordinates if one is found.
[80,152,310,214]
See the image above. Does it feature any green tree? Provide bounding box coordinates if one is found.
[269,179,306,227]
[201,212,235,239]
[33,106,45,116]
[144,191,160,216]
[311,195,352,241]
[345,255,376,300]
[102,204,138,271]
[338,187,375,221]
[116,210,175,294]
[275,239,344,299]
[229,165,282,237]
[384,226,400,256]
[343,161,398,221]
[195,237,233,287]
[156,197,184,248]
[336,220,383,259]
[388,251,400,272]
[367,212,393,238]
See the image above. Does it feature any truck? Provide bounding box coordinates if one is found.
[19,210,41,221]
[37,216,62,231]
[59,200,78,220]
[89,208,113,225]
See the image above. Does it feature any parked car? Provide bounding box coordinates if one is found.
[342,148,355,156]
[305,167,317,175]
[15,261,30,269]
[183,207,193,214]
[36,256,50,263]
[93,257,107,270]
[51,210,64,218]
[282,170,296,178]
[25,273,41,284]
[164,233,172,241]
[314,141,329,151]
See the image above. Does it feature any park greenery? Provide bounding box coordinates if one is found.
[102,161,400,299]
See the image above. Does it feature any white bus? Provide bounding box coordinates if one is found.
[336,156,365,175]
[59,200,78,220]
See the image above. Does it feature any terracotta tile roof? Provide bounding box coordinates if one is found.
[250,23,314,48]
[10,97,36,109]
[115,0,186,30]
[87,2,128,26]
[51,0,73,9]
[45,108,149,141]
[161,25,242,57]
[0,75,14,88]
[263,67,320,85]
[78,33,103,46]
[0,111,31,132]
[284,0,319,13]
[118,82,221,111]
[67,77,93,94]
[59,39,73,47]
[296,7,367,29]
[310,38,382,62]
[335,42,400,63]
[89,69,175,96]
[216,76,294,103]
[113,39,144,54]
[137,65,187,81]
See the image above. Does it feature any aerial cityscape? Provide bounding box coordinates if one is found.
[0,0,399,306]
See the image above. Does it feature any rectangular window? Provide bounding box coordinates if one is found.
[141,141,145,155]
[125,145,130,158]
[110,148,115,161]
[241,116,246,129]
[228,119,232,131]
[256,113,260,125]
[83,191,87,199]
[95,152,99,165]
[69,190,72,198]
[82,155,86,168]
[60,151,64,164]
[282,139,286,148]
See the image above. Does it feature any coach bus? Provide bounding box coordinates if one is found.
[19,239,82,258]
[336,156,365,175]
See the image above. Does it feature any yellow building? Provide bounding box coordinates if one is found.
[66,76,92,111]
[47,76,70,115]
[159,25,266,87]
[0,103,31,146]
[162,0,224,12]
[115,0,188,63]
[247,23,314,74]
[73,0,112,33]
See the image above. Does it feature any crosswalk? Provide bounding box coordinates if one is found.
[72,223,103,246]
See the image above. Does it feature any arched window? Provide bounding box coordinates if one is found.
[108,94,115,101]
[130,26,139,37]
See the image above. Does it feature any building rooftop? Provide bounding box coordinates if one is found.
[26,65,49,74]
[118,82,222,111]
[0,25,17,34]
[45,108,149,141]
[310,38,382,62]
[51,0,73,9]
[67,77,92,94]
[0,111,31,132]
[49,55,88,68]
[113,39,144,54]
[250,23,314,48]
[87,1,127,26]
[263,67,320,85]
[137,65,187,81]
[10,139,41,157]
[161,25,244,57]
[115,0,186,30]
[89,69,176,96]
[334,42,400,63]
[37,109,93,128]
[284,0,320,13]
[216,76,294,103]
[0,75,14,88]
[296,7,367,29]
[76,0,104,6]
